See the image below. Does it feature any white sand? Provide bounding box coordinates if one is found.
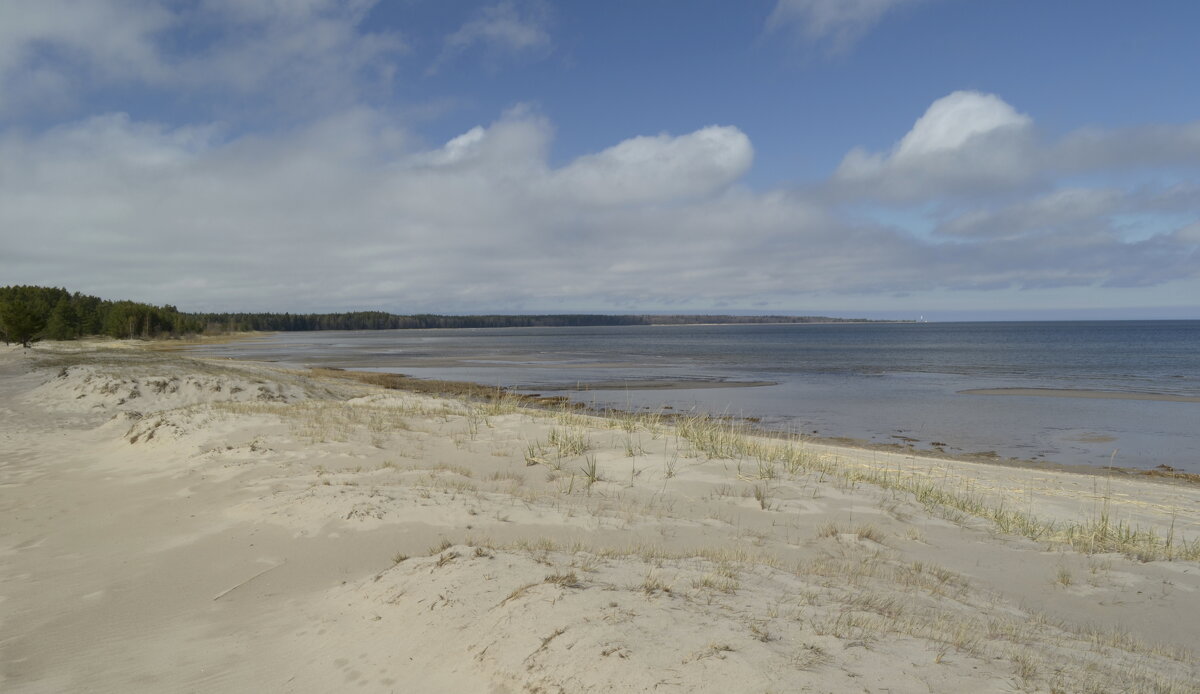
[2,343,1198,693]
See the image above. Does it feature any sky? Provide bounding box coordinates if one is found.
[1,0,1199,320]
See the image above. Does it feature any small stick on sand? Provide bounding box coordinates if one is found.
[212,560,287,601]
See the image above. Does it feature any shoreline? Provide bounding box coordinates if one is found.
[961,387,1200,403]
[4,342,1198,692]
[314,366,1200,486]
[144,330,278,349]
[174,327,1200,476]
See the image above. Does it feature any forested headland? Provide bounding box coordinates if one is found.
[1,284,880,347]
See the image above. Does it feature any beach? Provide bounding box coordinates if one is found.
[179,322,1200,473]
[2,342,1198,693]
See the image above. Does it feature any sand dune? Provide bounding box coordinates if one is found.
[2,343,1198,693]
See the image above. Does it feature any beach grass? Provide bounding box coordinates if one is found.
[15,344,1199,693]
[212,364,1200,563]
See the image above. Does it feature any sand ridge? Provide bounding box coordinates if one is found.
[1,343,1198,693]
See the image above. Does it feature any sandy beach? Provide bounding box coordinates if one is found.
[2,342,1198,693]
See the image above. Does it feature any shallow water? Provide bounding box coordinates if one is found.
[183,321,1200,473]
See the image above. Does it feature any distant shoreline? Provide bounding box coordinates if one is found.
[181,313,910,333]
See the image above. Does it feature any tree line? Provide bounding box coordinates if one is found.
[1,284,876,347]
[187,311,869,332]
[0,285,204,347]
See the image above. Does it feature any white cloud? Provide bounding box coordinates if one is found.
[3,6,1196,315]
[2,105,1195,313]
[178,0,405,102]
[892,91,1030,158]
[935,188,1124,239]
[768,0,925,52]
[0,0,172,113]
[1139,183,1200,212]
[822,91,1199,293]
[0,0,171,78]
[829,90,1200,211]
[549,126,754,206]
[405,117,750,209]
[447,1,549,52]
[409,106,552,176]
[833,90,1037,200]
[429,127,488,165]
[1052,122,1200,171]
[1176,222,1200,244]
[431,1,550,74]
[0,0,405,118]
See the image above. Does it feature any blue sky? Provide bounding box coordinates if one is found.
[2,0,1198,319]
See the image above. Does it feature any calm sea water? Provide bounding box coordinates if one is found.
[184,321,1200,473]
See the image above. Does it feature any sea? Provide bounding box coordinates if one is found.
[181,321,1200,474]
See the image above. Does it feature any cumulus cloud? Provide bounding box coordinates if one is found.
[820,89,1199,295]
[2,100,1196,312]
[0,108,755,309]
[768,0,926,52]
[2,1,1198,317]
[1,1,1197,315]
[890,91,1031,159]
[833,90,1037,200]
[549,126,754,206]
[833,90,1200,204]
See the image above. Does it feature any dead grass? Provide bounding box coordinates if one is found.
[544,571,582,588]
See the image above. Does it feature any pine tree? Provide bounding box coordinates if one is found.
[0,299,47,348]
[44,298,79,340]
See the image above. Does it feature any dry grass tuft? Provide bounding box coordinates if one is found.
[544,571,582,588]
[640,571,673,595]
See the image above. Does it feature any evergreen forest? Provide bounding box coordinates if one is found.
[1,284,873,347]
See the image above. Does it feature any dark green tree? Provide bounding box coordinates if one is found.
[103,301,143,339]
[0,298,48,347]
[44,297,79,340]
[74,293,104,335]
